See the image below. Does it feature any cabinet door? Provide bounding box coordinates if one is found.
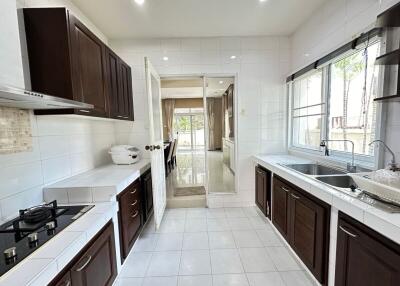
[119,180,142,260]
[336,214,400,286]
[255,167,266,214]
[142,170,153,222]
[71,222,117,286]
[105,48,121,120]
[118,60,134,121]
[68,13,108,117]
[288,189,328,283]
[272,177,289,239]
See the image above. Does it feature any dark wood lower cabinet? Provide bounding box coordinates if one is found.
[335,212,400,286]
[255,166,271,219]
[118,179,143,261]
[272,175,330,285]
[49,221,117,286]
[141,169,154,223]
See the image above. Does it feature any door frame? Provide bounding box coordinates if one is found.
[160,73,239,205]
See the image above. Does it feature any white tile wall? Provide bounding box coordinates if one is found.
[0,1,117,220]
[290,0,400,166]
[111,36,290,207]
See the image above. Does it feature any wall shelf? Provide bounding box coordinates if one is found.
[375,49,400,65]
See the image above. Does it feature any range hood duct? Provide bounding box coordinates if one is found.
[0,85,93,110]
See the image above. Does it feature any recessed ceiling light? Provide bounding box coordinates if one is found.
[230,55,236,59]
[134,0,145,5]
[219,80,224,84]
[163,56,169,61]
[260,0,268,2]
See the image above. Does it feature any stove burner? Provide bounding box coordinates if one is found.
[20,208,52,224]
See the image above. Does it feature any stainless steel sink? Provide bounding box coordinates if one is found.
[315,175,357,188]
[284,163,346,176]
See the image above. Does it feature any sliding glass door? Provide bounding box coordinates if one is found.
[174,110,205,151]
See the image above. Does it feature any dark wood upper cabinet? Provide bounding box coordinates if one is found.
[272,175,330,285]
[23,8,134,121]
[335,212,400,286]
[255,165,271,219]
[105,48,134,121]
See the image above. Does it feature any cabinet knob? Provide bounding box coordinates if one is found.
[130,189,137,195]
[131,200,138,206]
[281,186,290,193]
[290,193,300,200]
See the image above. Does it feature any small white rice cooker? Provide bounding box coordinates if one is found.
[109,145,141,165]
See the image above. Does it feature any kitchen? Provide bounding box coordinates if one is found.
[0,0,400,286]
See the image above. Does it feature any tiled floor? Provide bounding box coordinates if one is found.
[115,207,317,286]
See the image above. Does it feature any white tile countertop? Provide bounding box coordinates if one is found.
[253,154,400,244]
[0,202,118,286]
[43,159,151,204]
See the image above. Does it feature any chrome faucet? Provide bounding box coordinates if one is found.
[369,140,399,171]
[320,139,357,172]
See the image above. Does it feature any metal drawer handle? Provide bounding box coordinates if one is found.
[290,193,300,200]
[75,255,92,272]
[130,188,137,195]
[281,186,290,193]
[131,200,138,206]
[64,280,71,286]
[79,110,90,113]
[339,226,358,238]
[131,210,139,218]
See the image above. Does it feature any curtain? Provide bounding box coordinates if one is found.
[207,98,216,150]
[164,99,175,141]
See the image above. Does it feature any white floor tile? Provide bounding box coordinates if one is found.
[208,231,236,249]
[187,208,207,218]
[119,252,152,278]
[207,218,230,231]
[255,229,283,247]
[142,276,178,286]
[280,271,316,286]
[248,217,270,229]
[207,208,227,219]
[210,249,244,274]
[178,275,213,286]
[158,219,185,233]
[238,248,276,273]
[146,251,181,276]
[233,230,263,248]
[118,277,143,286]
[155,233,183,251]
[228,218,253,230]
[212,274,249,286]
[182,232,209,250]
[166,208,187,219]
[241,207,259,218]
[185,218,207,232]
[246,272,285,286]
[225,208,246,218]
[133,233,159,252]
[265,247,301,271]
[179,250,211,275]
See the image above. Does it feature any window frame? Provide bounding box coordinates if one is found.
[288,38,384,169]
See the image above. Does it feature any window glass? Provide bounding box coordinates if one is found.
[292,70,324,150]
[328,42,380,155]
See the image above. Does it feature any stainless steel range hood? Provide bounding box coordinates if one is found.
[0,85,94,110]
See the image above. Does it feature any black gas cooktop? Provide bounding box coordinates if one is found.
[0,200,93,277]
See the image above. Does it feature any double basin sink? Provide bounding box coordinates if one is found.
[284,163,357,189]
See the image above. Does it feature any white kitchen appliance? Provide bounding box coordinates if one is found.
[109,145,141,165]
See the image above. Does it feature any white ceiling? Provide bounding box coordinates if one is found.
[161,77,234,99]
[71,0,326,39]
